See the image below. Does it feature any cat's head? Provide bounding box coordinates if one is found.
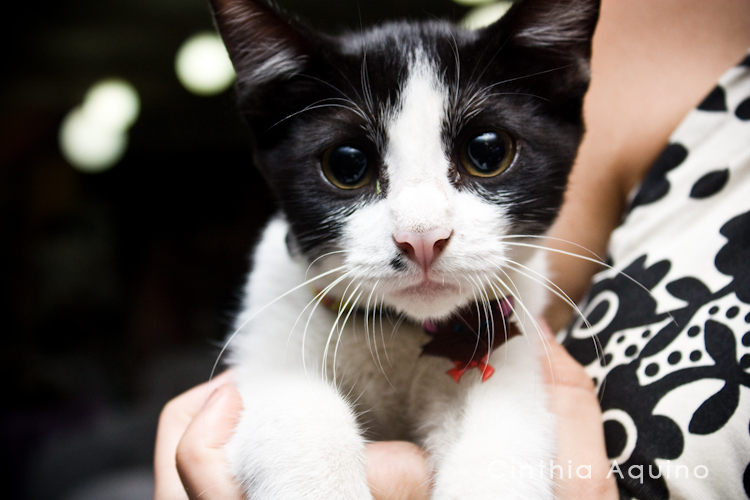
[211,0,599,320]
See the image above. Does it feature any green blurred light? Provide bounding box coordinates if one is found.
[59,78,140,173]
[452,0,499,6]
[175,32,235,96]
[462,2,513,30]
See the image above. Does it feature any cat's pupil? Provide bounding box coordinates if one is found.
[326,146,369,188]
[466,132,507,174]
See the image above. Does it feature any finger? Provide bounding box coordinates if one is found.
[175,383,244,500]
[537,321,617,499]
[551,386,617,500]
[366,441,431,500]
[154,371,233,500]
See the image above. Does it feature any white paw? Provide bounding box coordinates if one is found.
[432,454,555,500]
[226,377,373,500]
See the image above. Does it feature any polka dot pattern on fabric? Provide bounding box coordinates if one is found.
[736,97,750,121]
[629,143,688,209]
[668,351,682,365]
[698,85,728,112]
[690,169,730,199]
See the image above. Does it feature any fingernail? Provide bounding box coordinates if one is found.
[201,384,242,445]
[201,385,227,412]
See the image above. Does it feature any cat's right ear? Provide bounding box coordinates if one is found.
[209,0,313,97]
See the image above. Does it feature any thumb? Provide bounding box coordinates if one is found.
[175,384,244,500]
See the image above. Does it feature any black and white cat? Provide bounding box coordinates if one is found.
[209,0,599,497]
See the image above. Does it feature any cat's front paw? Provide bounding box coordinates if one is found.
[228,451,372,500]
[225,378,373,500]
[432,455,554,500]
[429,407,556,500]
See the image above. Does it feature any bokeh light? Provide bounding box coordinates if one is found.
[452,0,499,5]
[175,32,235,96]
[462,2,513,30]
[59,78,140,173]
[82,79,140,130]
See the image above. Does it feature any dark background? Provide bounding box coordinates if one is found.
[1,0,472,498]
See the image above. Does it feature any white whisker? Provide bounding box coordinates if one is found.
[465,274,485,364]
[500,258,604,364]
[209,264,349,380]
[378,293,392,366]
[298,270,354,377]
[271,101,368,129]
[476,273,497,380]
[502,258,589,328]
[483,278,512,363]
[500,234,603,261]
[322,278,358,386]
[501,239,678,329]
[332,286,363,388]
[491,266,555,377]
[305,250,348,279]
[363,280,379,371]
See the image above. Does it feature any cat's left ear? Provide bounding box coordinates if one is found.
[209,0,316,98]
[480,0,600,85]
[498,0,600,57]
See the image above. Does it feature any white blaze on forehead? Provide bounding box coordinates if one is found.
[385,51,452,231]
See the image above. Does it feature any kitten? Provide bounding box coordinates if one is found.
[209,0,599,498]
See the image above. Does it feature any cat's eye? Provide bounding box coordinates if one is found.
[322,145,373,190]
[460,131,515,178]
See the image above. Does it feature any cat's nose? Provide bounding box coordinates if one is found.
[393,228,452,271]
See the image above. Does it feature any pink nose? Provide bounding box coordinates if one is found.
[393,228,453,271]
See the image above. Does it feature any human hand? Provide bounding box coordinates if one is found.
[366,441,431,500]
[153,372,431,500]
[153,371,243,499]
[539,320,618,499]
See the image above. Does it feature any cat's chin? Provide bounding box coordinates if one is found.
[388,280,466,321]
[395,280,459,297]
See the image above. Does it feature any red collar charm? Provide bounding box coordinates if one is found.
[420,297,519,383]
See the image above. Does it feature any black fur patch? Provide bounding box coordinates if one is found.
[390,255,407,271]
